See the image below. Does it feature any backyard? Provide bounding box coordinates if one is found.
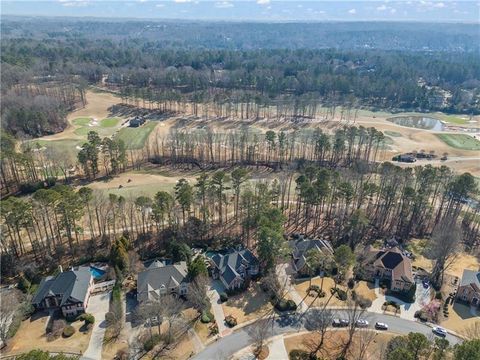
[6,313,91,356]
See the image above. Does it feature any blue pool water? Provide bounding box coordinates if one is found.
[90,266,106,279]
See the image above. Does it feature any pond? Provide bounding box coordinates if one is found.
[387,116,445,131]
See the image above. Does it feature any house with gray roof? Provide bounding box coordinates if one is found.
[209,249,259,291]
[32,267,94,317]
[137,261,189,302]
[291,238,334,276]
[457,269,480,307]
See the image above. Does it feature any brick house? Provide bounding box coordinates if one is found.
[364,246,414,293]
[456,269,480,307]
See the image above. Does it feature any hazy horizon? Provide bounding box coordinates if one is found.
[2,0,479,23]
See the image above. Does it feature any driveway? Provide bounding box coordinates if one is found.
[208,279,231,337]
[276,263,308,312]
[81,291,111,360]
[192,309,462,360]
[370,279,430,321]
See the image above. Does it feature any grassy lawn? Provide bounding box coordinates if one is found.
[25,139,84,163]
[115,121,158,150]
[221,282,273,325]
[384,131,402,137]
[437,114,470,125]
[6,314,91,356]
[284,331,395,360]
[72,117,91,126]
[353,281,377,302]
[435,134,480,151]
[441,303,480,335]
[294,277,349,308]
[100,117,120,127]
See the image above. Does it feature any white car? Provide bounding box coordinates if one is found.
[375,322,388,330]
[356,319,369,328]
[432,326,447,337]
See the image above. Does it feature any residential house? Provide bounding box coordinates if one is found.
[209,249,259,291]
[32,267,94,317]
[291,238,334,276]
[137,260,189,302]
[364,246,414,292]
[456,269,480,307]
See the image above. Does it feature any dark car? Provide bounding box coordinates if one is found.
[375,322,388,330]
[332,318,349,327]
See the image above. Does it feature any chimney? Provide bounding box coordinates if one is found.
[59,265,63,273]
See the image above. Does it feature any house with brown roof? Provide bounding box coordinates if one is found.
[456,269,480,307]
[364,246,414,293]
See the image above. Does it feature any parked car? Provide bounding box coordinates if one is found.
[375,322,388,330]
[432,326,447,337]
[332,319,349,327]
[356,319,369,328]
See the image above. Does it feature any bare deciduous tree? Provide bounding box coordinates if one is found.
[0,290,19,345]
[303,308,335,358]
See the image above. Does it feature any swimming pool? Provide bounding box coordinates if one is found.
[89,266,106,279]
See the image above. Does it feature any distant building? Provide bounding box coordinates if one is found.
[129,116,146,128]
[32,267,94,317]
[137,261,189,302]
[364,246,414,293]
[456,269,480,307]
[209,249,259,291]
[291,238,334,276]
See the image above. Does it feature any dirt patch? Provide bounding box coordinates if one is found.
[222,282,273,325]
[6,314,91,356]
[284,330,395,360]
[294,277,349,308]
[354,281,377,302]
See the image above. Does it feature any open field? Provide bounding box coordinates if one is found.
[28,89,480,177]
[354,281,377,302]
[435,134,480,151]
[284,330,395,360]
[86,169,200,197]
[115,121,158,149]
[6,314,91,356]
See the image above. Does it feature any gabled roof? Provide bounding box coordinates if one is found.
[137,261,188,302]
[32,267,92,306]
[291,239,334,272]
[370,247,413,284]
[459,269,480,292]
[211,249,258,286]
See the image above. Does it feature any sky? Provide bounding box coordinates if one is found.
[1,0,479,22]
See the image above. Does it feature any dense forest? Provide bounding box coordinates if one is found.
[1,125,479,281]
[1,18,479,137]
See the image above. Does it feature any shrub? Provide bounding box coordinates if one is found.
[201,310,214,323]
[275,299,288,312]
[330,288,348,301]
[219,292,228,302]
[143,334,161,352]
[62,325,76,338]
[209,323,219,335]
[105,312,116,326]
[225,315,237,327]
[289,349,313,360]
[286,299,298,311]
[347,278,355,289]
[435,291,443,300]
[78,313,95,326]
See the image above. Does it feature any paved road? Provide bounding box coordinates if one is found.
[192,309,462,360]
[81,291,111,360]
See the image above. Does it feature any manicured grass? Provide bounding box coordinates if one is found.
[115,121,158,150]
[435,134,480,151]
[24,139,84,163]
[437,114,469,125]
[384,131,402,137]
[72,117,91,126]
[100,117,120,128]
